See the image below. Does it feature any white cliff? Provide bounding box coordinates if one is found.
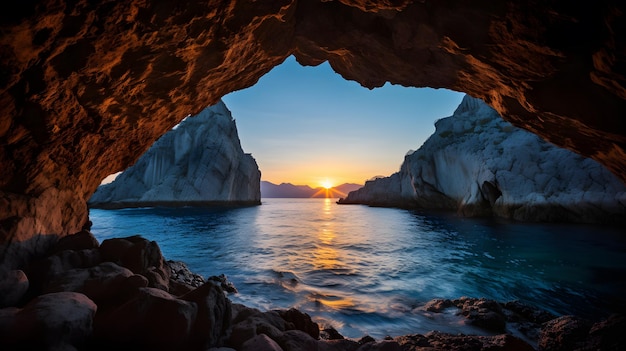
[88,101,261,208]
[339,95,626,223]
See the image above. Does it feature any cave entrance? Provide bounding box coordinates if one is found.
[221,55,464,190]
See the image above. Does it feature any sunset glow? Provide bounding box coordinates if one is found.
[321,179,333,189]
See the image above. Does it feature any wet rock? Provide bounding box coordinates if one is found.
[395,331,534,351]
[100,235,170,290]
[241,333,284,351]
[168,260,205,285]
[209,273,238,293]
[0,292,96,350]
[358,335,376,345]
[423,298,455,313]
[181,281,232,349]
[456,297,507,332]
[320,326,345,340]
[356,339,401,351]
[503,300,556,324]
[538,315,592,351]
[275,329,319,351]
[277,307,320,339]
[229,307,289,349]
[94,287,197,350]
[0,269,29,307]
[168,260,206,295]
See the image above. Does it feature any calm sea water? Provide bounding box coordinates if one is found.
[89,198,626,338]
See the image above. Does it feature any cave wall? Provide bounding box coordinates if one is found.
[1,0,625,268]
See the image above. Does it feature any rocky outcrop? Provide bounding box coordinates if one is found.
[340,96,626,223]
[2,231,624,350]
[88,101,261,209]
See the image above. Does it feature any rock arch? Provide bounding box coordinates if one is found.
[1,0,625,267]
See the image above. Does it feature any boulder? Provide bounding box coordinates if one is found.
[99,235,170,290]
[0,292,96,350]
[277,307,320,340]
[0,269,29,307]
[50,230,100,254]
[538,315,592,351]
[456,297,507,333]
[94,287,197,350]
[181,281,232,349]
[43,261,147,308]
[275,329,319,351]
[394,331,534,351]
[241,333,284,351]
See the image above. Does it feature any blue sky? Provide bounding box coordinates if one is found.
[222,55,465,187]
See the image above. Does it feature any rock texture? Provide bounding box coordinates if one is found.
[340,95,626,223]
[88,101,261,209]
[1,230,624,350]
[1,0,625,266]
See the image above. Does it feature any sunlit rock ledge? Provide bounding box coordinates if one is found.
[339,96,626,224]
[88,101,261,209]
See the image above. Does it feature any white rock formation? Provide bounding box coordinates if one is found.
[339,95,626,223]
[89,101,261,208]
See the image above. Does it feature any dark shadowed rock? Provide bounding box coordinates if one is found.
[99,235,170,290]
[42,261,148,309]
[356,339,401,351]
[0,269,28,307]
[320,326,344,340]
[241,333,284,351]
[94,287,197,350]
[50,230,100,254]
[395,331,534,351]
[208,273,238,293]
[585,314,626,350]
[456,297,507,333]
[275,329,319,351]
[0,292,96,350]
[538,315,592,351]
[181,281,232,349]
[277,307,320,339]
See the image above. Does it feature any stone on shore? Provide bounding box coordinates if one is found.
[181,281,233,349]
[93,287,198,350]
[0,292,96,350]
[99,235,171,290]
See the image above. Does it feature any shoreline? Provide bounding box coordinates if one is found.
[1,231,624,350]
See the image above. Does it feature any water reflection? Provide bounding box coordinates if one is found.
[90,200,626,339]
[314,199,340,270]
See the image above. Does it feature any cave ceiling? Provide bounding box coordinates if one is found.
[0,0,625,266]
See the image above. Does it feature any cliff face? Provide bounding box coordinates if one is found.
[88,101,260,208]
[340,96,626,223]
[1,0,625,267]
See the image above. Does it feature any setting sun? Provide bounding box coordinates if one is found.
[321,180,333,189]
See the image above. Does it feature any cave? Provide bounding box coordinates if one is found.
[1,0,625,269]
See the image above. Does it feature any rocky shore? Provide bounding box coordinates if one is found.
[1,231,624,350]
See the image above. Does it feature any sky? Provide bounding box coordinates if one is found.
[221,55,464,188]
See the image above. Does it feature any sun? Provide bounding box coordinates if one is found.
[321,180,333,189]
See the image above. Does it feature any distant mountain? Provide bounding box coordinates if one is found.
[261,181,362,198]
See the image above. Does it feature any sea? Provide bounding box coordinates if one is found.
[89,198,626,339]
